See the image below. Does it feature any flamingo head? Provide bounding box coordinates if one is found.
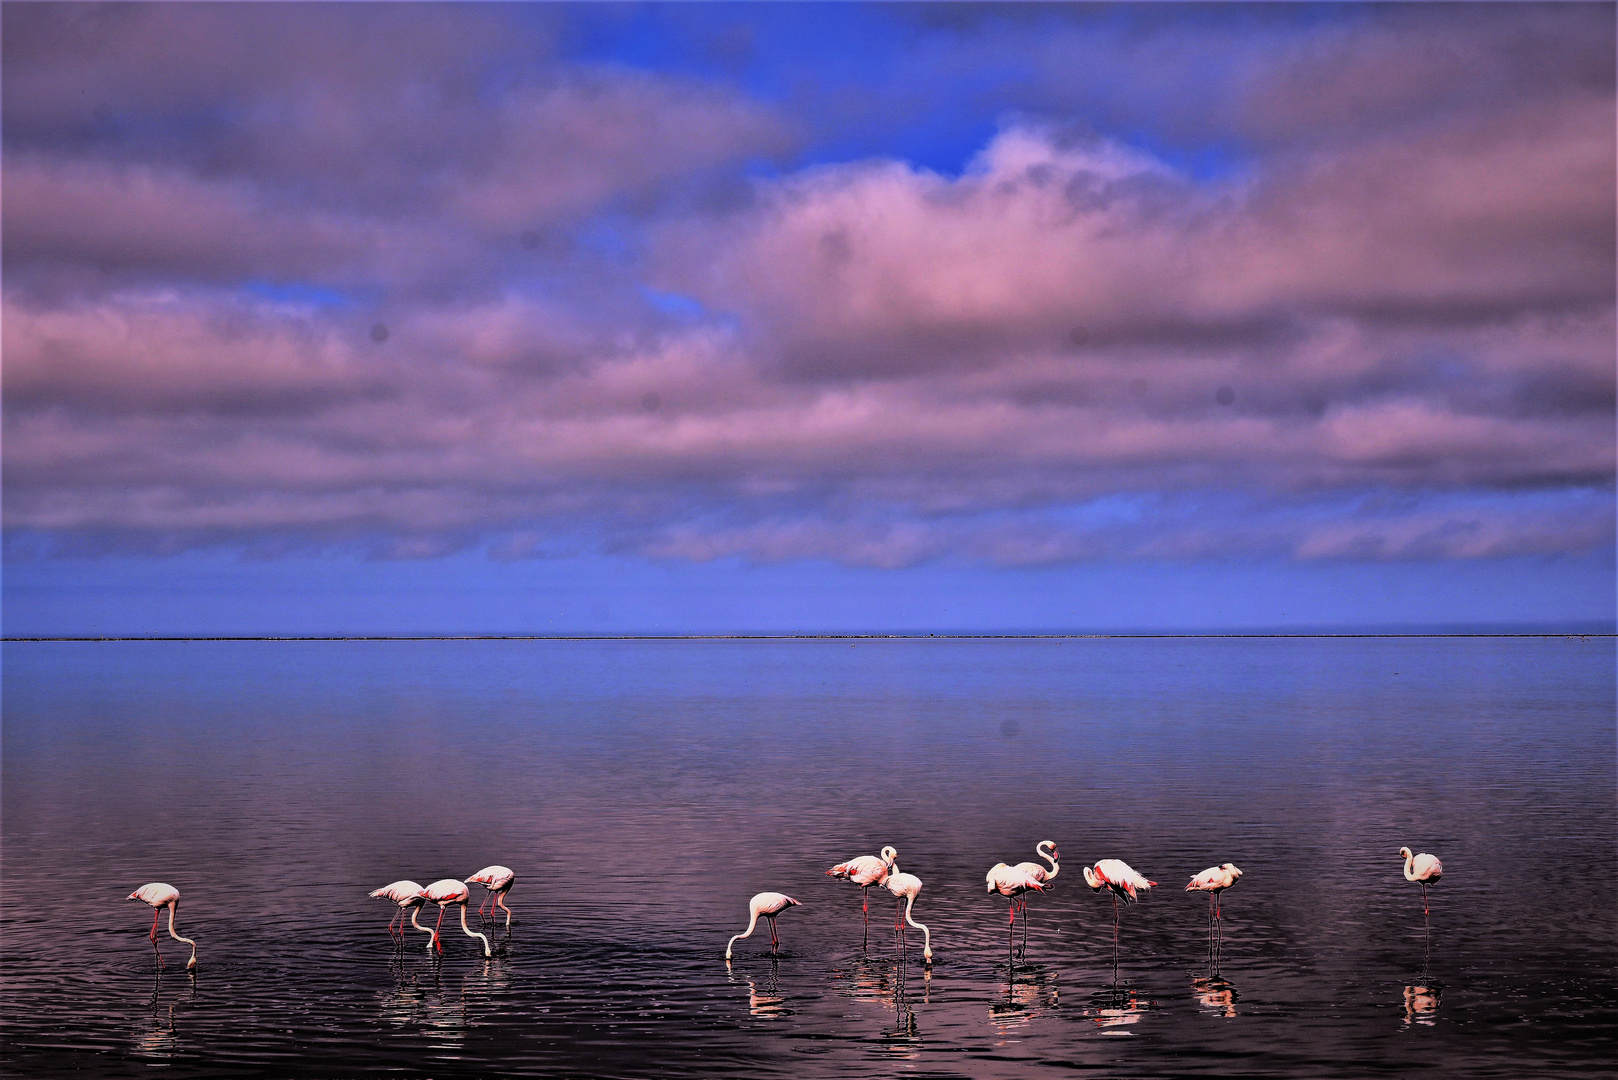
[1223,863,1242,878]
[1398,847,1414,859]
[1040,841,1060,862]
[881,846,898,866]
[1081,865,1103,891]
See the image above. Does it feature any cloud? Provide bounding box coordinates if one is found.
[2,5,1612,567]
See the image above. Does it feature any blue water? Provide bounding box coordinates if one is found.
[2,637,1614,1077]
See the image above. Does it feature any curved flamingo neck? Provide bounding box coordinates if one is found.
[166,904,197,967]
[1039,844,1059,880]
[1403,854,1418,881]
[410,907,434,939]
[726,909,760,958]
[458,905,491,956]
[902,892,932,959]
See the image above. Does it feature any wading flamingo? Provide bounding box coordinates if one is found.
[1186,863,1241,971]
[882,869,933,964]
[1009,841,1060,954]
[127,883,197,971]
[1083,859,1156,982]
[421,879,491,958]
[1399,846,1443,963]
[467,866,516,927]
[726,892,801,959]
[827,846,897,945]
[985,863,1046,960]
[369,880,434,946]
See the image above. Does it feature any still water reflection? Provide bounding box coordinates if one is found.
[2,637,1613,1077]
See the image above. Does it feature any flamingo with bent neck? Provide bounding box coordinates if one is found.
[985,863,1046,960]
[128,883,197,971]
[1083,859,1156,983]
[1008,841,1059,954]
[466,865,516,927]
[369,880,436,946]
[725,892,801,958]
[882,867,933,964]
[420,879,491,958]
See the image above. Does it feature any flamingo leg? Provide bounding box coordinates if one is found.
[1112,893,1120,985]
[498,890,512,928]
[148,908,164,968]
[433,906,447,952]
[1007,898,1016,963]
[767,916,778,955]
[1020,899,1028,957]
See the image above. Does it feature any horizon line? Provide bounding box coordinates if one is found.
[4,631,1612,643]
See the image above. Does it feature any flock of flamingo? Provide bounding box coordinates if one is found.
[127,848,1444,976]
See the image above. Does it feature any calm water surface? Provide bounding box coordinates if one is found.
[2,638,1614,1077]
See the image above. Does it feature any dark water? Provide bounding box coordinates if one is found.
[2,637,1614,1078]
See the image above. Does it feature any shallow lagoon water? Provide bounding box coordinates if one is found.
[2,637,1613,1077]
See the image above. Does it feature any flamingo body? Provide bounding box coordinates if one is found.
[827,845,896,943]
[1082,859,1157,902]
[467,865,516,927]
[1012,840,1060,884]
[726,892,800,958]
[1186,863,1242,894]
[1399,848,1442,885]
[128,882,197,970]
[986,862,1046,959]
[369,880,432,944]
[1186,863,1241,972]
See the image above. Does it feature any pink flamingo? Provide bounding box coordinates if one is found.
[1185,863,1242,971]
[369,880,435,946]
[725,892,801,958]
[1083,859,1156,982]
[127,883,197,971]
[882,868,933,964]
[467,866,516,927]
[985,863,1046,960]
[421,879,491,958]
[826,845,897,945]
[1008,841,1060,954]
[1399,846,1443,960]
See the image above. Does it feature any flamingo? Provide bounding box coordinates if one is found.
[466,866,516,927]
[1083,859,1156,982]
[882,869,933,964]
[421,879,491,958]
[985,863,1046,960]
[826,846,897,945]
[1008,841,1060,954]
[127,883,197,971]
[1399,846,1443,961]
[725,892,801,959]
[1185,863,1242,971]
[369,880,435,946]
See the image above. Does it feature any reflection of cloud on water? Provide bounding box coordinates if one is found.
[1403,984,1441,1027]
[989,965,1059,1039]
[1191,975,1238,1018]
[1084,987,1155,1033]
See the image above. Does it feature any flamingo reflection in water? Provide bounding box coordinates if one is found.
[988,964,1060,1038]
[1185,863,1242,974]
[1085,986,1153,1030]
[1403,983,1442,1026]
[134,969,194,1060]
[1082,860,1156,983]
[127,884,198,971]
[1191,975,1239,1017]
[726,956,793,1019]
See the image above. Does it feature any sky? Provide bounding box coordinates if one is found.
[2,2,1614,636]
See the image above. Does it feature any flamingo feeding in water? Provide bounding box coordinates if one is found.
[985,863,1046,960]
[127,883,197,971]
[725,892,801,959]
[882,868,933,964]
[826,846,896,945]
[467,865,516,927]
[369,880,435,946]
[1083,859,1156,982]
[1008,841,1060,954]
[1185,863,1242,971]
[421,879,491,958]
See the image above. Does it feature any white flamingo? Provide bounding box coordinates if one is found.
[369,880,435,946]
[421,879,491,958]
[1399,846,1443,961]
[466,866,516,927]
[1186,863,1242,970]
[127,883,197,970]
[985,863,1046,959]
[882,868,933,964]
[1008,841,1059,954]
[725,892,801,959]
[826,846,897,944]
[1083,859,1156,981]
